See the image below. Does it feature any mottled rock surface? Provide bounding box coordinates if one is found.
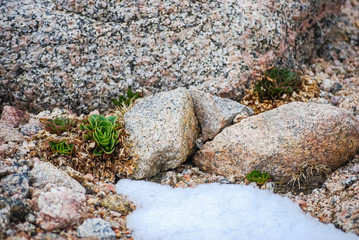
[101,194,134,216]
[191,90,254,142]
[124,88,199,179]
[0,173,30,200]
[0,123,24,144]
[35,187,86,231]
[193,102,359,181]
[0,197,32,239]
[0,106,30,127]
[29,161,86,194]
[0,0,344,114]
[77,218,116,240]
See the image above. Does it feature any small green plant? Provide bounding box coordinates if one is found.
[80,114,121,156]
[44,117,75,135]
[111,89,140,108]
[246,170,271,185]
[253,67,303,101]
[49,140,73,155]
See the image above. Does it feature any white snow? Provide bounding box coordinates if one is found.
[116,179,359,240]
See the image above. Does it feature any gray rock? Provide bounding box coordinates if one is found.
[0,173,30,200]
[325,182,345,193]
[0,143,18,160]
[0,197,32,239]
[0,159,17,177]
[344,177,357,187]
[191,90,253,141]
[320,79,343,93]
[29,161,85,194]
[77,218,116,240]
[125,88,199,179]
[0,123,24,144]
[20,123,42,137]
[32,233,66,240]
[15,222,36,235]
[0,0,344,114]
[0,204,10,239]
[193,102,359,182]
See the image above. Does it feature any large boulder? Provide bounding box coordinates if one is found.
[0,0,344,114]
[124,88,199,179]
[193,102,359,181]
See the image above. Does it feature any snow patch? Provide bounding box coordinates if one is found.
[116,179,358,240]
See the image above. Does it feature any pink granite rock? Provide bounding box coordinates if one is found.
[0,0,345,114]
[190,90,254,142]
[36,187,86,231]
[193,102,359,181]
[1,106,30,127]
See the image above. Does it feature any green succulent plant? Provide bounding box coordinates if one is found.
[49,140,74,155]
[80,114,121,156]
[246,170,271,185]
[44,117,75,135]
[253,67,303,101]
[111,89,140,108]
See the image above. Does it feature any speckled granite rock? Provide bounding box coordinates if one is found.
[0,173,30,200]
[193,102,359,181]
[0,0,344,114]
[124,88,199,179]
[29,161,86,194]
[191,90,254,142]
[0,123,24,144]
[77,218,116,240]
[0,106,30,127]
[35,187,86,231]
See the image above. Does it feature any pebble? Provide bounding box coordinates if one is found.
[345,177,357,187]
[77,218,116,240]
[0,173,30,200]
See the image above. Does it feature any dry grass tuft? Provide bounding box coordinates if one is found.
[241,68,320,114]
[29,108,137,183]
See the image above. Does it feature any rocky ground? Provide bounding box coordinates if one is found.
[1,0,359,239]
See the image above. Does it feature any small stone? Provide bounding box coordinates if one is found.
[36,187,86,231]
[84,174,95,182]
[344,177,357,187]
[248,182,258,188]
[190,89,253,141]
[353,165,359,173]
[0,161,16,177]
[320,79,342,93]
[0,123,24,143]
[0,143,18,159]
[0,204,10,238]
[32,233,66,240]
[161,171,177,186]
[77,218,116,240]
[0,106,30,127]
[261,182,275,192]
[0,173,30,200]
[325,182,345,193]
[25,213,36,223]
[15,222,36,234]
[101,195,135,216]
[20,123,43,136]
[29,161,85,194]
